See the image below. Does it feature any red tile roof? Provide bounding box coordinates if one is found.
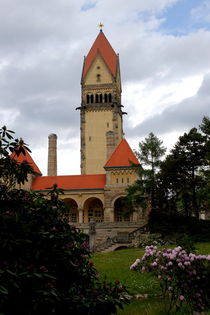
[10,148,42,175]
[104,138,139,168]
[32,174,106,191]
[82,31,117,79]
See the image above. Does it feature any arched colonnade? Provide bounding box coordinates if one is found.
[62,196,132,224]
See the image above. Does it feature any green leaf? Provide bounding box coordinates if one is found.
[0,285,8,294]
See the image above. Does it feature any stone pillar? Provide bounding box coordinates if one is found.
[78,208,83,223]
[104,207,114,222]
[89,220,96,252]
[48,134,57,176]
[106,131,115,160]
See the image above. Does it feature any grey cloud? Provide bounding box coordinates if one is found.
[126,74,210,137]
[0,0,209,173]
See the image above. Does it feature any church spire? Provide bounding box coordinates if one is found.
[82,30,118,80]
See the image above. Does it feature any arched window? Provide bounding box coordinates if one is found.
[114,197,130,222]
[86,95,90,104]
[104,93,108,103]
[95,94,99,103]
[83,198,104,223]
[96,74,101,82]
[99,94,103,103]
[90,94,94,103]
[109,93,112,102]
[63,198,79,223]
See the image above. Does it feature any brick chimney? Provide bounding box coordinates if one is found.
[47,134,57,176]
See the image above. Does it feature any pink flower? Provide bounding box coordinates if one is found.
[179,295,185,301]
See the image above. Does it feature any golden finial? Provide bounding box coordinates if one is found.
[98,23,104,31]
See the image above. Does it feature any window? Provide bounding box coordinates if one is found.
[104,93,108,102]
[107,122,109,128]
[122,178,124,183]
[90,94,94,103]
[109,93,112,102]
[95,94,99,103]
[99,94,103,103]
[127,177,130,184]
[96,74,101,82]
[86,95,90,104]
[70,212,77,223]
[89,136,91,141]
[116,178,118,184]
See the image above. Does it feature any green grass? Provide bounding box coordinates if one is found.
[92,243,210,315]
[92,248,159,295]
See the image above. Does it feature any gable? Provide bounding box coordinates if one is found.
[84,53,113,85]
[82,31,117,80]
[104,139,139,168]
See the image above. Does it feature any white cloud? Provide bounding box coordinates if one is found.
[0,0,209,175]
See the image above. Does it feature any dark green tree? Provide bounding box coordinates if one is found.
[200,116,210,138]
[0,127,128,315]
[127,132,166,213]
[159,127,208,218]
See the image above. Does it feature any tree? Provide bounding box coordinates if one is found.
[127,133,166,214]
[0,127,128,315]
[159,127,208,218]
[0,126,35,189]
[200,115,210,138]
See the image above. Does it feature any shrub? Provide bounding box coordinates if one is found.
[130,245,210,314]
[0,127,129,314]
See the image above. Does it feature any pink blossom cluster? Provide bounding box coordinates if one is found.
[130,245,210,313]
[129,258,140,270]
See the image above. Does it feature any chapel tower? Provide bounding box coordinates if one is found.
[79,29,124,174]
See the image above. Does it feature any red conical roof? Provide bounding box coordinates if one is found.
[10,148,42,175]
[82,31,117,79]
[104,139,139,168]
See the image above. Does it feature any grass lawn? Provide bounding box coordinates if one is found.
[92,243,210,315]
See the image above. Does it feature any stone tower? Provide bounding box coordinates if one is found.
[79,30,124,175]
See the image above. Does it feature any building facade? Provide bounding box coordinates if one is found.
[12,30,147,248]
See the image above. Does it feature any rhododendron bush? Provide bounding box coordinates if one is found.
[0,127,129,315]
[130,245,210,313]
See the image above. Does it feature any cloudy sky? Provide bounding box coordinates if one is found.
[1,0,210,175]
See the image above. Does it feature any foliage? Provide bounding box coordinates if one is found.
[148,209,210,241]
[0,126,35,189]
[160,127,208,217]
[176,235,196,254]
[130,246,210,314]
[127,117,210,230]
[127,133,166,214]
[0,127,129,314]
